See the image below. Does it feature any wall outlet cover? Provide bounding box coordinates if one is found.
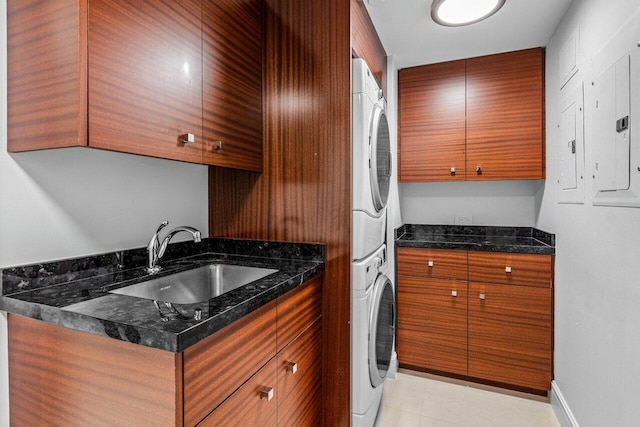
[454,215,473,225]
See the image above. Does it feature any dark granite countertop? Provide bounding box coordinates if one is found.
[396,225,555,255]
[0,238,324,353]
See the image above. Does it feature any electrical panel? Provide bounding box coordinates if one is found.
[558,83,585,204]
[592,54,630,192]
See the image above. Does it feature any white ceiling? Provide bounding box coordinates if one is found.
[364,0,574,69]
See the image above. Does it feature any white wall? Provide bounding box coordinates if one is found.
[400,180,543,226]
[540,0,640,426]
[0,0,209,423]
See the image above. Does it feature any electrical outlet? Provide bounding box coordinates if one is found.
[454,215,473,225]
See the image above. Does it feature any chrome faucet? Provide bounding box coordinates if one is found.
[147,221,202,273]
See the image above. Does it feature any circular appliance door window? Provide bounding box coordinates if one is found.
[369,274,395,387]
[369,106,391,212]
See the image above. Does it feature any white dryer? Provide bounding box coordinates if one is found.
[352,58,391,260]
[352,244,396,427]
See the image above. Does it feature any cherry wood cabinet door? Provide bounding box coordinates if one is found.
[8,314,182,426]
[182,300,277,426]
[202,0,263,171]
[277,275,322,352]
[88,0,203,163]
[466,48,544,180]
[468,282,552,390]
[7,0,88,152]
[399,60,466,182]
[397,276,468,376]
[277,320,322,426]
[198,358,278,427]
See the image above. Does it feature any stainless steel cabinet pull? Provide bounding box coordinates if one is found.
[213,140,224,150]
[476,165,482,174]
[451,290,457,297]
[450,167,456,174]
[180,133,195,144]
[286,361,298,374]
[479,293,486,300]
[260,386,274,401]
[505,266,512,273]
[428,260,434,267]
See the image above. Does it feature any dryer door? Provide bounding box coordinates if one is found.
[369,106,391,212]
[368,274,395,387]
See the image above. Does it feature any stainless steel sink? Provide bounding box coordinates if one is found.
[110,264,278,304]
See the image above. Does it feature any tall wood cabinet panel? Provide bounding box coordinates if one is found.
[466,48,544,180]
[351,0,387,94]
[202,0,263,171]
[399,60,466,182]
[88,0,204,163]
[397,276,468,376]
[210,0,353,423]
[468,282,552,390]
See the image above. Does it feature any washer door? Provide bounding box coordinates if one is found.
[368,274,395,387]
[369,106,391,212]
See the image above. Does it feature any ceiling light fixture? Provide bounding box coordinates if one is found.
[431,0,506,27]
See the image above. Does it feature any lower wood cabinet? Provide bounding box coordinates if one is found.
[397,247,553,392]
[397,276,467,376]
[8,276,322,426]
[468,282,552,391]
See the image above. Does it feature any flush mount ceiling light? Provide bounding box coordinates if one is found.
[431,0,506,27]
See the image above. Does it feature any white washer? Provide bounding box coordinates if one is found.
[353,58,391,260]
[352,244,396,427]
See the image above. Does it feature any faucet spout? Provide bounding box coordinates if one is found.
[146,222,201,274]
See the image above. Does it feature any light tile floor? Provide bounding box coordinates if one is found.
[375,371,561,427]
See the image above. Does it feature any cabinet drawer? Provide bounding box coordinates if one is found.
[278,320,322,426]
[183,300,277,426]
[397,247,467,280]
[198,358,278,426]
[468,252,552,288]
[277,276,322,352]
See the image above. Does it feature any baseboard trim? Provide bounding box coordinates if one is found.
[551,381,579,427]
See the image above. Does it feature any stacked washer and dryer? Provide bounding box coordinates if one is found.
[351,58,396,427]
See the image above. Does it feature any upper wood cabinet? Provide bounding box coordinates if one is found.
[7,0,263,171]
[88,0,204,163]
[399,48,545,182]
[399,60,466,181]
[466,49,544,180]
[202,0,263,171]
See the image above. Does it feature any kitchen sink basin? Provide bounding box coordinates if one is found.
[110,264,278,304]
